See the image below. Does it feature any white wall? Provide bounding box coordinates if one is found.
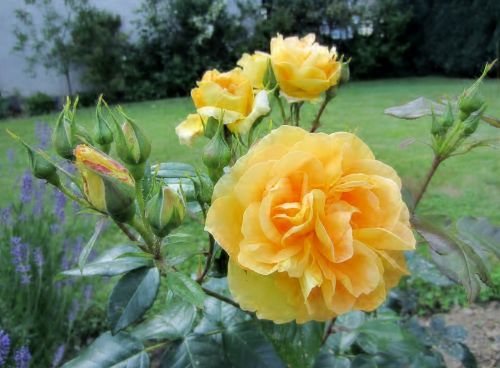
[0,0,142,97]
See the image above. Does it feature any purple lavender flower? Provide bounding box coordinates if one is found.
[14,346,31,368]
[53,189,66,223]
[10,237,31,285]
[0,330,10,366]
[35,121,52,150]
[34,247,44,273]
[0,206,12,227]
[20,171,33,204]
[32,181,46,216]
[68,298,80,324]
[7,148,15,165]
[51,344,65,367]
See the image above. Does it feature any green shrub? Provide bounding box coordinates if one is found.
[25,92,55,116]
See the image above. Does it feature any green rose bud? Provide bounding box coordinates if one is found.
[462,105,486,137]
[112,107,152,179]
[340,61,350,84]
[146,186,186,237]
[263,59,278,91]
[203,116,219,139]
[53,98,77,160]
[94,95,114,153]
[202,128,231,182]
[438,102,454,131]
[458,61,495,118]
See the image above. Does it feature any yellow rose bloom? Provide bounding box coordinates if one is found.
[237,52,270,90]
[270,34,341,101]
[191,68,270,134]
[175,114,204,146]
[205,126,415,323]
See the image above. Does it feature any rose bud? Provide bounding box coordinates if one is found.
[53,103,75,160]
[75,144,136,222]
[112,107,151,179]
[146,186,186,238]
[340,60,350,84]
[7,129,60,187]
[94,96,114,153]
[202,129,232,182]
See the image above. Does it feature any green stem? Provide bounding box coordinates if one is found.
[145,341,170,353]
[310,96,332,132]
[274,92,287,124]
[114,220,138,242]
[412,155,442,213]
[196,234,215,283]
[201,286,242,309]
[130,216,156,250]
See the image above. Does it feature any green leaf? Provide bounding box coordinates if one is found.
[459,343,478,368]
[336,311,366,329]
[351,355,377,368]
[155,162,198,178]
[78,218,106,272]
[406,253,453,286]
[359,318,404,341]
[166,271,205,307]
[62,245,153,277]
[260,321,323,368]
[195,289,247,333]
[223,321,285,368]
[456,217,500,259]
[108,267,160,334]
[132,296,197,341]
[160,334,227,368]
[314,352,351,368]
[413,217,492,301]
[62,331,149,368]
[384,97,446,120]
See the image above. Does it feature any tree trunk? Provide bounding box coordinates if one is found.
[64,69,73,97]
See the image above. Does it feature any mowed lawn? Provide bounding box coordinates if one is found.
[1,77,499,221]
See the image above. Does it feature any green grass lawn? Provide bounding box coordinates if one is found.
[1,77,499,221]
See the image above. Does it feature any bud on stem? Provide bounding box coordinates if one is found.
[146,186,185,238]
[202,125,231,183]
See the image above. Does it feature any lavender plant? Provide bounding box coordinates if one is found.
[0,123,103,367]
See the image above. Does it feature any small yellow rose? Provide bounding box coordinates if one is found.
[205,126,415,323]
[237,52,270,90]
[191,68,270,134]
[270,33,341,101]
[175,114,204,146]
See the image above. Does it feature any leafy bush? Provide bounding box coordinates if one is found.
[0,122,104,366]
[71,7,128,101]
[122,0,247,101]
[25,92,56,116]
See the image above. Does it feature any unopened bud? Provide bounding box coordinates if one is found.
[95,95,114,153]
[27,147,60,186]
[202,128,231,182]
[438,103,454,131]
[203,117,219,139]
[53,98,76,160]
[340,61,350,84]
[112,107,151,179]
[462,105,486,137]
[458,61,495,118]
[146,186,185,237]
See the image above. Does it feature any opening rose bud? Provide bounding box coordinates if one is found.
[146,186,186,238]
[75,144,136,222]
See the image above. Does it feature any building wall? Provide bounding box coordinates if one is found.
[0,0,141,97]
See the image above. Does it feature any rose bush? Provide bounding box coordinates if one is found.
[206,125,415,322]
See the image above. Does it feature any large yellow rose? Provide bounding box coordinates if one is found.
[270,34,341,101]
[237,52,270,90]
[205,126,415,323]
[191,69,270,134]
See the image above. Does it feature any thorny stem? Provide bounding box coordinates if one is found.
[412,155,442,213]
[196,234,215,284]
[310,97,331,132]
[130,216,156,251]
[201,286,242,310]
